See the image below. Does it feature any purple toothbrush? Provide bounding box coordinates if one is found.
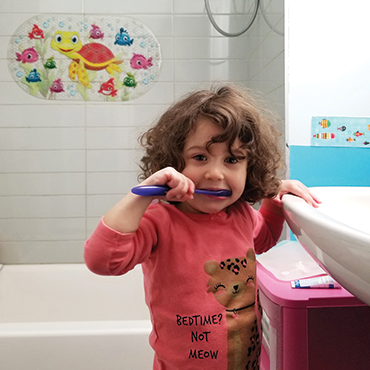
[131,185,231,197]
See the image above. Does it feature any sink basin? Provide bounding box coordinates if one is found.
[283,186,370,306]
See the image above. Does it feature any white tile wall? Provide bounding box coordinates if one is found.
[0,0,284,264]
[84,0,172,14]
[0,1,84,14]
[0,173,86,195]
[0,151,85,173]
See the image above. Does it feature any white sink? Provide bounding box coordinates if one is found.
[283,186,370,306]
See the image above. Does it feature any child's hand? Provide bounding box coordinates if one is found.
[104,167,194,234]
[272,180,322,208]
[141,167,195,202]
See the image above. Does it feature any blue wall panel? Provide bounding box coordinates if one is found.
[289,146,370,187]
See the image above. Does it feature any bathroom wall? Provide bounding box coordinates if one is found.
[286,0,370,186]
[0,0,284,264]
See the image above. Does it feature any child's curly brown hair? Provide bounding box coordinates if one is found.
[139,83,283,203]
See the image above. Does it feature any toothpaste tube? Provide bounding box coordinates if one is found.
[291,275,341,289]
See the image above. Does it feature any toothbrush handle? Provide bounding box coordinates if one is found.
[131,185,170,196]
[131,185,231,197]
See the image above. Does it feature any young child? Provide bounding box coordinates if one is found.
[84,84,320,370]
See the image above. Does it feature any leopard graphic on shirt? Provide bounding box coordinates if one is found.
[204,248,261,370]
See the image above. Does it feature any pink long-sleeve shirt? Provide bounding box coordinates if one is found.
[84,200,284,369]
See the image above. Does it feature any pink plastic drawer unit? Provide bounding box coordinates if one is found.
[257,263,370,370]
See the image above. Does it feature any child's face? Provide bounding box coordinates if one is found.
[177,117,248,214]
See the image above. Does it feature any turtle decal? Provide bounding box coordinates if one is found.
[50,30,123,88]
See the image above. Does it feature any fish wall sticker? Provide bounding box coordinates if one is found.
[7,14,161,101]
[311,116,370,148]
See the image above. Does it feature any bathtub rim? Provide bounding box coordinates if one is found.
[0,319,152,337]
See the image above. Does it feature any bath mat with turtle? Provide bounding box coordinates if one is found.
[7,14,161,101]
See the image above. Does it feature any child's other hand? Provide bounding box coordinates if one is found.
[272,180,322,208]
[141,167,195,202]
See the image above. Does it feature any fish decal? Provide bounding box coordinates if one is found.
[130,53,153,70]
[28,24,44,39]
[44,56,57,69]
[15,46,39,63]
[337,126,346,132]
[114,28,134,46]
[363,141,370,145]
[319,119,331,128]
[49,78,64,93]
[98,78,118,97]
[123,72,137,88]
[89,24,104,40]
[346,137,356,142]
[313,133,335,139]
[354,131,365,137]
[25,68,41,83]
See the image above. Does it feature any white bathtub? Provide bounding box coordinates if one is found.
[0,263,154,370]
